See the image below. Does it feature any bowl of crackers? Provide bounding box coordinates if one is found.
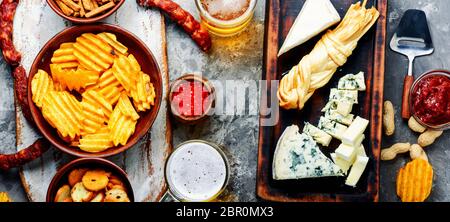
[47,0,125,23]
[28,23,162,158]
[46,158,134,202]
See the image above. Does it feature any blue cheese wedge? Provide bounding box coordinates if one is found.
[273,125,343,180]
[342,116,369,146]
[277,0,341,56]
[318,117,348,140]
[338,72,366,91]
[345,156,369,187]
[303,122,332,147]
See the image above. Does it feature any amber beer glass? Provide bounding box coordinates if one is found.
[195,0,257,37]
[163,140,230,202]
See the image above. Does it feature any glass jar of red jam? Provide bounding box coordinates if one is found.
[169,74,215,124]
[410,70,450,130]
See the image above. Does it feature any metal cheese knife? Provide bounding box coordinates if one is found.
[390,9,434,120]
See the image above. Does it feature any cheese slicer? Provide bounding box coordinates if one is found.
[390,9,434,119]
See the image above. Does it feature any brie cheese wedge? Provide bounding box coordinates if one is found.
[273,125,343,180]
[277,0,341,56]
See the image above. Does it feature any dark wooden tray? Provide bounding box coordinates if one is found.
[257,0,387,202]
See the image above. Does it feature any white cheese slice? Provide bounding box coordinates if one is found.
[338,72,366,91]
[303,122,332,147]
[330,153,354,174]
[318,117,348,140]
[343,134,365,147]
[277,0,340,56]
[345,156,369,187]
[342,116,369,146]
[357,145,367,157]
[272,125,343,180]
[335,143,357,162]
[337,100,353,116]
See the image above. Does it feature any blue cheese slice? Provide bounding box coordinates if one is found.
[329,88,359,104]
[273,125,343,180]
[303,122,332,147]
[277,0,341,56]
[338,72,366,91]
[318,117,348,140]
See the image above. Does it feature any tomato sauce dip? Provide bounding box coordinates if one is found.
[411,72,450,126]
[171,79,212,117]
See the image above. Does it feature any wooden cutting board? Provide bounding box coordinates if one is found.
[257,0,387,202]
[13,0,172,202]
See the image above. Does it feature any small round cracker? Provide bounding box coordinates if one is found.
[104,189,130,202]
[68,168,88,187]
[82,170,109,192]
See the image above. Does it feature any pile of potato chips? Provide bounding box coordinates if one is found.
[31,32,156,153]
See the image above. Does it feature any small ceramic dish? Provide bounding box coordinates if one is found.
[168,74,215,124]
[28,24,162,158]
[46,158,134,202]
[47,0,125,24]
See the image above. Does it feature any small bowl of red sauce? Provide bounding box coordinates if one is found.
[410,70,450,130]
[169,74,215,124]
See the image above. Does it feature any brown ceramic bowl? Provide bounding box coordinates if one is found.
[46,158,134,202]
[28,24,162,158]
[47,0,125,24]
[169,74,215,124]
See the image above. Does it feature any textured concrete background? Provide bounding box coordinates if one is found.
[1,0,449,202]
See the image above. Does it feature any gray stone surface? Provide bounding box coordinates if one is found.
[381,0,450,202]
[1,0,450,202]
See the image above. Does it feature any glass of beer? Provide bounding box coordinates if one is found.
[195,0,258,37]
[163,140,230,202]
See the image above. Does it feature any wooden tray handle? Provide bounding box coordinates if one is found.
[402,75,414,119]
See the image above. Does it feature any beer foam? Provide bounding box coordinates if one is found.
[166,142,227,201]
[202,0,251,20]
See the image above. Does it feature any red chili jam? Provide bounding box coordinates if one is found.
[171,80,211,117]
[411,74,450,125]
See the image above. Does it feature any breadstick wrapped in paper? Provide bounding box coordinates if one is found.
[277,0,379,110]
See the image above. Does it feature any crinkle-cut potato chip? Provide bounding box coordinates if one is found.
[117,93,140,121]
[82,90,113,119]
[397,159,434,202]
[98,69,121,89]
[108,105,137,146]
[112,55,139,93]
[79,130,114,153]
[128,54,141,73]
[99,85,124,106]
[81,102,105,135]
[42,91,83,140]
[51,42,79,69]
[73,33,115,72]
[31,69,54,108]
[97,32,128,56]
[131,71,156,112]
[51,64,100,92]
